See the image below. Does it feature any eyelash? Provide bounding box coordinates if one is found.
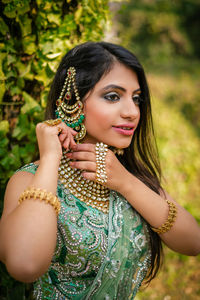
[104,92,143,105]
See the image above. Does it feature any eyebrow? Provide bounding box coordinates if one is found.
[101,84,141,93]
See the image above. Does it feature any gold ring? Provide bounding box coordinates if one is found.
[44,119,62,126]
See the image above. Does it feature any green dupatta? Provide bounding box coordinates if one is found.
[84,190,151,299]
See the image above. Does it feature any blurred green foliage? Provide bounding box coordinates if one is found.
[0,0,110,298]
[118,0,200,70]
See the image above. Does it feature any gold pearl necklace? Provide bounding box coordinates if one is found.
[58,151,110,213]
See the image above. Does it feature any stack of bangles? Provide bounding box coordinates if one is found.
[18,186,60,216]
[151,199,177,234]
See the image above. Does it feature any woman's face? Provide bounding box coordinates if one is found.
[83,62,141,149]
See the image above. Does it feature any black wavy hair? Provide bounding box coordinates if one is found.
[46,41,163,282]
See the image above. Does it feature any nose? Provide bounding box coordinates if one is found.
[120,98,140,120]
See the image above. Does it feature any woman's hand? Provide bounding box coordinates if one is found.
[66,143,130,193]
[36,121,77,163]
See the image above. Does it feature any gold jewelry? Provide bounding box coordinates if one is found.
[151,200,177,234]
[112,148,124,156]
[58,150,110,213]
[44,119,62,126]
[55,67,86,142]
[18,186,61,216]
[95,142,108,184]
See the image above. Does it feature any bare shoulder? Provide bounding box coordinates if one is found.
[1,169,35,220]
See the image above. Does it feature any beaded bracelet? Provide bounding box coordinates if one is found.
[95,142,108,184]
[18,186,60,216]
[151,200,177,234]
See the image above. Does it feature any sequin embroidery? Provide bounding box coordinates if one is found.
[17,163,151,300]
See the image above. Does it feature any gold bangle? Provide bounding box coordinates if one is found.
[151,200,177,234]
[18,186,60,216]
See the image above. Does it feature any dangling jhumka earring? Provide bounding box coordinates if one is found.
[55,67,86,142]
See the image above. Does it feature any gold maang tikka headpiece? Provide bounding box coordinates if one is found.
[55,67,86,142]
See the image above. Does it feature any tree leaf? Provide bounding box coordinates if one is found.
[3,9,16,18]
[22,36,37,55]
[45,63,55,78]
[47,13,61,25]
[0,17,9,35]
[15,61,31,78]
[0,120,9,134]
[46,52,61,59]
[41,90,48,108]
[18,14,32,37]
[0,81,6,103]
[40,41,54,54]
[16,1,30,16]
[7,54,16,65]
[21,92,41,114]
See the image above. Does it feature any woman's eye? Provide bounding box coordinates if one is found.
[133,94,142,105]
[104,92,120,102]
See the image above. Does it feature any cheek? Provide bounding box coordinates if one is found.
[84,103,112,130]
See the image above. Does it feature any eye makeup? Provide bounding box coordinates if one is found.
[102,87,143,105]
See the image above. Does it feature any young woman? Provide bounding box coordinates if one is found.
[0,42,200,299]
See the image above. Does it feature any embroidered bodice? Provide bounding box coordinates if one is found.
[17,163,151,300]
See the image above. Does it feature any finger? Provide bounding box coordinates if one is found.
[64,134,76,150]
[66,151,95,161]
[69,134,77,149]
[56,122,77,136]
[62,136,71,150]
[69,161,96,172]
[59,132,67,142]
[71,129,78,136]
[71,143,95,152]
[59,127,76,142]
[58,121,77,132]
[81,172,96,181]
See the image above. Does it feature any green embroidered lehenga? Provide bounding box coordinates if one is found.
[17,163,151,300]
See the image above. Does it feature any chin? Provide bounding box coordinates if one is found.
[108,140,132,149]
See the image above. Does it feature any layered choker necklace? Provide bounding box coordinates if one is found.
[58,151,110,214]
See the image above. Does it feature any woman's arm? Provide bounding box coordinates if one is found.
[0,158,59,282]
[0,121,77,282]
[118,172,200,256]
[67,143,200,256]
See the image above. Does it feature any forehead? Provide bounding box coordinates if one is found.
[94,62,140,90]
